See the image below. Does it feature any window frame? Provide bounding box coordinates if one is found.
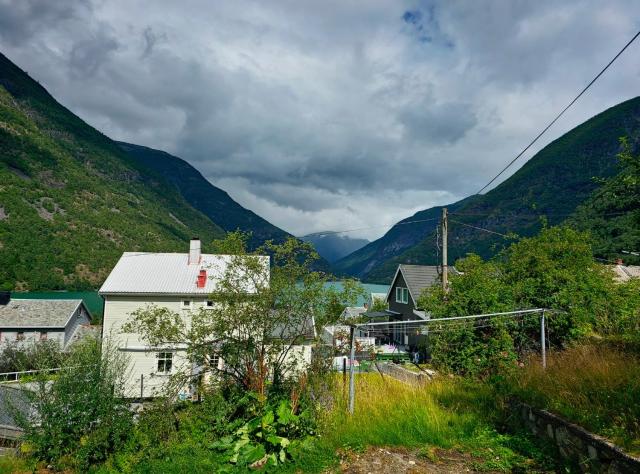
[181,299,192,310]
[205,300,214,309]
[157,351,173,374]
[395,287,409,304]
[16,331,25,341]
[40,331,48,341]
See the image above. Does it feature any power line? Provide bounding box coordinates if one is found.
[449,219,512,238]
[475,29,640,195]
[301,216,440,238]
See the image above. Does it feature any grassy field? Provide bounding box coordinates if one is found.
[500,344,640,456]
[0,373,567,473]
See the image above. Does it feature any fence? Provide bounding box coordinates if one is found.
[0,366,66,382]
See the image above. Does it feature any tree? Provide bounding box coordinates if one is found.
[571,137,640,264]
[14,338,132,471]
[417,226,632,375]
[123,232,363,398]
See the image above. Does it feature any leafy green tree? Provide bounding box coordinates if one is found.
[571,137,640,264]
[124,232,362,398]
[418,226,634,375]
[14,338,132,471]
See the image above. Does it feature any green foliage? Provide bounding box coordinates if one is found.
[14,338,133,471]
[0,339,66,373]
[211,398,314,469]
[418,226,638,375]
[0,53,224,291]
[571,137,640,264]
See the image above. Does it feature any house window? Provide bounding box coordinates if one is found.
[181,299,192,309]
[157,352,173,373]
[16,332,25,341]
[40,332,48,341]
[395,287,409,304]
[205,300,214,308]
[209,353,220,370]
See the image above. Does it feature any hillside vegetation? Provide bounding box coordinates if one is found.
[335,97,640,282]
[117,142,292,249]
[571,138,640,264]
[0,52,224,291]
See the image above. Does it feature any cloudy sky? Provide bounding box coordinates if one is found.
[1,1,639,240]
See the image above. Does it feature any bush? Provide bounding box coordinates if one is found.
[14,338,133,470]
[0,339,66,374]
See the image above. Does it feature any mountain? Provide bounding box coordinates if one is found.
[334,97,640,283]
[0,52,228,291]
[116,142,292,248]
[570,138,640,265]
[301,233,369,263]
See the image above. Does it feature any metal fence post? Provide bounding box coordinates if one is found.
[541,310,546,369]
[140,374,144,399]
[348,325,356,415]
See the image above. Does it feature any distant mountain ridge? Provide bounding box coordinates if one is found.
[334,97,640,283]
[301,233,369,263]
[0,51,322,290]
[117,142,292,248]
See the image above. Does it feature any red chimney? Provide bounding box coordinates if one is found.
[196,269,207,288]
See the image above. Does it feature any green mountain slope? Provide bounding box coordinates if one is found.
[570,138,640,264]
[0,52,225,291]
[116,142,291,249]
[335,97,640,283]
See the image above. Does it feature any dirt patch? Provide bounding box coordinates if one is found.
[334,447,491,474]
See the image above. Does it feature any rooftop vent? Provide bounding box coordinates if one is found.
[189,238,201,265]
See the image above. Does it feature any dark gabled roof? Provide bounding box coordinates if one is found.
[386,265,459,306]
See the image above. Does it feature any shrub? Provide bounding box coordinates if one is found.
[14,338,133,470]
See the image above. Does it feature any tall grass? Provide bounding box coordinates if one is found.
[502,344,640,455]
[294,374,561,472]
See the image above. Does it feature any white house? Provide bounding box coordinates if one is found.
[100,238,313,399]
[0,295,94,350]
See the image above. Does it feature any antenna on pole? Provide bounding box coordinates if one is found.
[442,207,448,293]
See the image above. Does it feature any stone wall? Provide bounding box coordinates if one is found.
[376,362,433,385]
[512,400,640,473]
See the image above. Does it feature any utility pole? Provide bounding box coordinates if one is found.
[442,207,448,293]
[348,325,356,414]
[541,310,546,369]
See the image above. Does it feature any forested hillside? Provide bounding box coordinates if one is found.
[335,97,640,282]
[571,138,640,264]
[117,142,292,249]
[0,52,224,291]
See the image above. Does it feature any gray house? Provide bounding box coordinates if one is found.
[0,294,94,350]
[384,264,458,347]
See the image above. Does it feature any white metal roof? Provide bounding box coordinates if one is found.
[99,252,269,295]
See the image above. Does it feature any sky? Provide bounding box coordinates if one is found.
[1,0,639,240]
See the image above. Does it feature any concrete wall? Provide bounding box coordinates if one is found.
[512,400,640,473]
[377,362,432,385]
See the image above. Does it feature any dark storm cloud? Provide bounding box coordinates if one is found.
[0,0,91,46]
[0,0,638,238]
